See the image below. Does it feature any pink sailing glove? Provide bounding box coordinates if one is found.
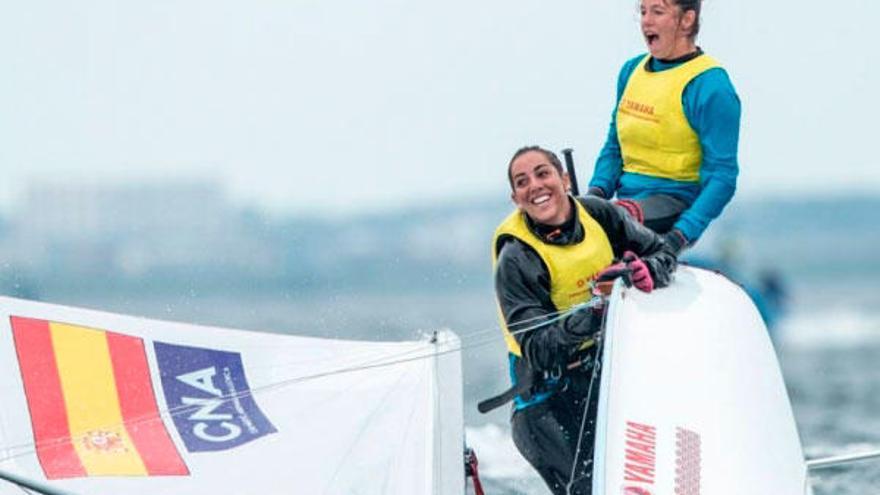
[623,251,654,293]
[595,251,654,293]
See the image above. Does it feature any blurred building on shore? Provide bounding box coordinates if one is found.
[2,180,877,303]
[0,179,496,299]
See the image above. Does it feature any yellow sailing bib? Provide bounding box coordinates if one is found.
[617,54,720,182]
[491,199,613,356]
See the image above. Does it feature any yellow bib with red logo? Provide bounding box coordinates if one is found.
[617,54,720,182]
[491,199,613,356]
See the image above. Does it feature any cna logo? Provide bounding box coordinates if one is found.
[154,342,276,452]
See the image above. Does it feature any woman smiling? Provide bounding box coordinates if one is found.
[492,146,678,494]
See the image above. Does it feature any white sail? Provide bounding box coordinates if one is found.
[593,266,808,495]
[0,296,464,495]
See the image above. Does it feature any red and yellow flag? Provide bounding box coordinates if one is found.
[10,316,189,479]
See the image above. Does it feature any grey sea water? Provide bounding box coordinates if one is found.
[44,277,880,495]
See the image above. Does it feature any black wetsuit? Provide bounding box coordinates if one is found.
[494,195,677,495]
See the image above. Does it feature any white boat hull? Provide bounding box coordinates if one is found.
[593,266,808,495]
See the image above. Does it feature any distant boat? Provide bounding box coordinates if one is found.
[0,297,464,494]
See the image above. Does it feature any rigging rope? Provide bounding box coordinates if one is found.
[565,295,612,494]
[0,468,76,495]
[806,449,880,470]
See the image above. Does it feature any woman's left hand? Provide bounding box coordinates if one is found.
[622,251,654,293]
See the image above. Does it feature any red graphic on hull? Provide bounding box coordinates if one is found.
[675,427,702,495]
[621,421,656,494]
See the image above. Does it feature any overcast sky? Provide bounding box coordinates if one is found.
[1,0,877,216]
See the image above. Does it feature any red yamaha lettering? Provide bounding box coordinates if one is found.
[625,445,655,472]
[624,464,653,484]
[621,421,656,493]
[620,98,655,116]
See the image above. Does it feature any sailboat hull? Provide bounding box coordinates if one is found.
[593,266,808,495]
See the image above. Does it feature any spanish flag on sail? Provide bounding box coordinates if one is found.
[10,316,189,479]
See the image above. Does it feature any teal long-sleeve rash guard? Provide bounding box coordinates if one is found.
[588,52,741,243]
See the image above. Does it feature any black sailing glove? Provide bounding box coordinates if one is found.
[662,228,688,255]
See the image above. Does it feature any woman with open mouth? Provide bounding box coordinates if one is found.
[586,0,741,255]
[487,145,679,495]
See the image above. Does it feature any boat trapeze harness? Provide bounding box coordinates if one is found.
[477,348,596,414]
[478,274,628,414]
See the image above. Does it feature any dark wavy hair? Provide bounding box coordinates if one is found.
[507,146,564,190]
